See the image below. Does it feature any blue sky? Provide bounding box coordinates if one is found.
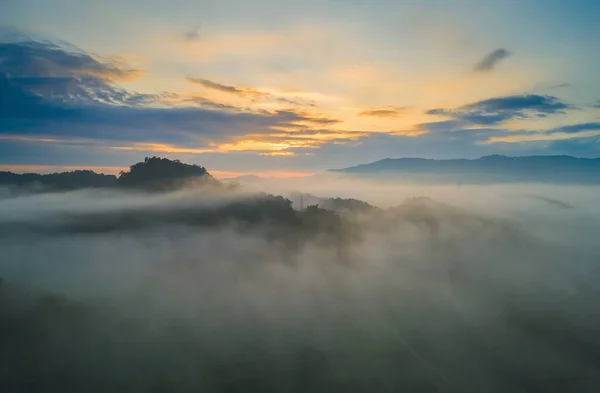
[1,0,600,177]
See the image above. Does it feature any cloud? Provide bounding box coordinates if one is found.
[186,77,269,97]
[277,97,317,107]
[273,110,341,125]
[474,48,512,72]
[466,95,569,113]
[183,96,241,111]
[0,40,141,82]
[0,40,155,107]
[358,106,407,118]
[416,120,469,132]
[426,94,571,126]
[482,122,600,144]
[548,122,600,134]
[2,34,597,171]
[183,27,201,42]
[0,37,350,159]
[186,77,317,108]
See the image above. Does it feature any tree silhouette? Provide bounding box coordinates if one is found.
[117,156,218,190]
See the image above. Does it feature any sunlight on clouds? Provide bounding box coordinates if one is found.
[110,143,213,154]
[113,138,325,157]
[266,131,369,141]
[213,138,319,154]
[3,10,595,171]
[259,151,296,156]
[158,21,550,137]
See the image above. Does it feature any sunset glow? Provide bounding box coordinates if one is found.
[2,1,600,175]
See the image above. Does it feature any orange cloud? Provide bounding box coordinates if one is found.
[259,151,296,156]
[110,143,213,154]
[213,139,315,153]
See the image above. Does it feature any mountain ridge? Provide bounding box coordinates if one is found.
[329,155,600,184]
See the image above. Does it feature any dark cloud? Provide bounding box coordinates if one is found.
[0,40,140,81]
[426,94,571,127]
[0,40,154,107]
[547,122,600,134]
[474,48,512,72]
[465,95,569,113]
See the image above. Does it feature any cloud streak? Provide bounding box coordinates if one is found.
[548,122,600,134]
[474,48,512,72]
[426,94,570,127]
[358,106,407,118]
[186,77,317,108]
[186,77,269,97]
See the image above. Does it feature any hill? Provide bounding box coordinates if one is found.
[117,156,219,190]
[0,170,117,192]
[330,155,600,184]
[0,157,220,193]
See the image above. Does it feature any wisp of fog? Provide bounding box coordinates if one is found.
[1,179,600,393]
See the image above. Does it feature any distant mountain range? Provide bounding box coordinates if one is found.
[329,155,600,184]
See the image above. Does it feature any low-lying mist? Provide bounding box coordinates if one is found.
[1,180,600,392]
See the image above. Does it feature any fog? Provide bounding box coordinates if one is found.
[1,179,600,392]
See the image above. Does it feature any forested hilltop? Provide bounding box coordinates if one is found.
[0,157,217,192]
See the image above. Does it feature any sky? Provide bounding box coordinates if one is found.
[1,0,600,177]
